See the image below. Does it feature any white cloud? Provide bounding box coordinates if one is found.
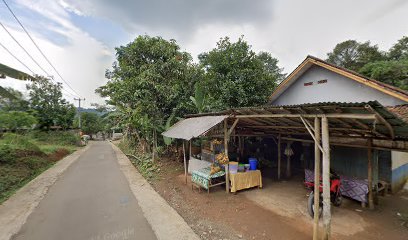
[0,0,114,107]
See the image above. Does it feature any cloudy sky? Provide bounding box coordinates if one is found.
[0,0,407,107]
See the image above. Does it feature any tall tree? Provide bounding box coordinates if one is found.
[0,87,30,112]
[198,36,283,110]
[359,60,408,90]
[326,40,385,72]
[27,77,76,130]
[96,35,197,144]
[388,36,408,61]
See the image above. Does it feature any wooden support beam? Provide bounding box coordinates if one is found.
[368,139,374,209]
[365,105,395,139]
[224,119,230,193]
[301,116,325,153]
[278,133,281,180]
[183,140,187,185]
[321,116,331,240]
[235,113,376,120]
[313,118,321,240]
[227,119,239,136]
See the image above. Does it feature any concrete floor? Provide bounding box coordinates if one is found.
[12,141,157,240]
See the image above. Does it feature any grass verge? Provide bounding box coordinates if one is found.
[116,138,161,182]
[0,131,80,203]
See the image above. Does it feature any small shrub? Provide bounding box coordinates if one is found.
[2,133,42,152]
[20,156,50,170]
[0,145,16,164]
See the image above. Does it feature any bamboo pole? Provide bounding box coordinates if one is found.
[189,140,192,158]
[183,140,187,185]
[368,139,374,209]
[278,133,281,180]
[313,118,321,240]
[321,116,331,240]
[224,119,230,193]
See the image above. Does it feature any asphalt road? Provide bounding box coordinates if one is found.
[13,141,157,240]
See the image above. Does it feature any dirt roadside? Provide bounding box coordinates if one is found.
[149,157,408,240]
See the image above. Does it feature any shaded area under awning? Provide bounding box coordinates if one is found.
[162,115,228,140]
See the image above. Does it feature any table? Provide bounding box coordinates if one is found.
[229,170,262,193]
[191,167,226,193]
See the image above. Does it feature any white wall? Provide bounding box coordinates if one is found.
[272,65,407,106]
[392,151,408,170]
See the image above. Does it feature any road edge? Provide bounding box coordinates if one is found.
[0,144,91,240]
[111,143,200,240]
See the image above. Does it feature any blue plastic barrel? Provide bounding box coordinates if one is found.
[248,158,258,170]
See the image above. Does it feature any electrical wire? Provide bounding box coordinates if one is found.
[0,21,51,76]
[0,40,76,99]
[1,0,83,98]
[0,40,34,74]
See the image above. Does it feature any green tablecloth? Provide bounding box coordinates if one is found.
[191,167,225,190]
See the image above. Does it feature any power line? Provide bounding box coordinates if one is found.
[0,21,51,77]
[0,40,34,74]
[0,39,77,99]
[1,0,82,98]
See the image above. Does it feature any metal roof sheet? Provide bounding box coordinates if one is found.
[185,101,408,140]
[162,115,228,140]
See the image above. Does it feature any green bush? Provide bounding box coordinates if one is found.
[29,131,80,146]
[20,156,49,170]
[0,145,16,164]
[1,133,41,152]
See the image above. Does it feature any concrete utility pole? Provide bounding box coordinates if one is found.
[74,98,85,128]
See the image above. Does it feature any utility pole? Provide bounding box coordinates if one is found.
[74,98,85,128]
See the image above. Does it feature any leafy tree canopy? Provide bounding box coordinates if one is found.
[96,35,198,142]
[388,36,408,61]
[326,40,385,72]
[0,111,37,130]
[27,77,76,130]
[198,36,284,110]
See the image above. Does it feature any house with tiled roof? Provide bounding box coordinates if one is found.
[269,55,408,193]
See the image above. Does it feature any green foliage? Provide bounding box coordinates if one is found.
[76,112,104,136]
[0,132,78,203]
[359,60,408,90]
[96,35,198,145]
[117,138,159,180]
[27,77,76,130]
[388,36,408,61]
[190,83,209,113]
[198,36,283,110]
[0,145,15,164]
[326,36,408,90]
[1,133,41,152]
[326,40,385,72]
[28,131,80,146]
[0,111,37,130]
[0,87,30,111]
[163,111,176,146]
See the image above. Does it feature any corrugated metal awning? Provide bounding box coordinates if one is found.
[162,115,228,140]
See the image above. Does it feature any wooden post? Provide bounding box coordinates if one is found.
[224,119,230,193]
[183,140,187,185]
[189,140,192,158]
[286,145,291,178]
[368,139,374,209]
[313,118,321,240]
[321,116,331,240]
[278,134,281,180]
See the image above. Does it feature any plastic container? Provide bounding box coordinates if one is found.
[229,161,238,174]
[244,164,250,172]
[238,164,245,172]
[248,158,258,170]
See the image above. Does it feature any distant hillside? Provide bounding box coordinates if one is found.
[77,108,107,116]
